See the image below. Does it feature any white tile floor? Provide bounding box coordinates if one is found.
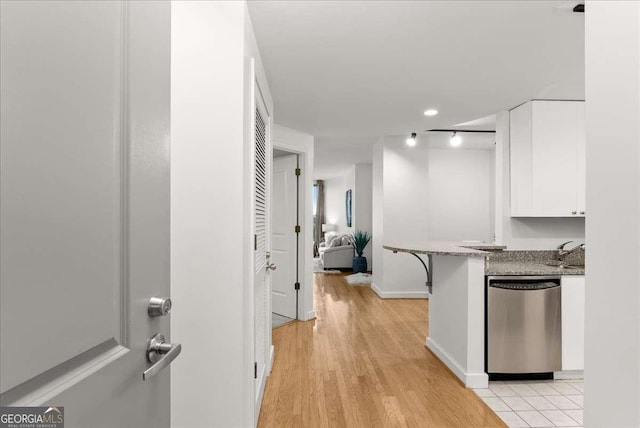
[474,380,584,427]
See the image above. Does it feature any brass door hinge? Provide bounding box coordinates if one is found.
[295,168,301,176]
[294,225,301,233]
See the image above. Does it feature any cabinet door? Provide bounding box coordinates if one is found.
[531,101,580,216]
[510,102,533,217]
[561,276,585,371]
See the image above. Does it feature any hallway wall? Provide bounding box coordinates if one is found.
[171,2,273,426]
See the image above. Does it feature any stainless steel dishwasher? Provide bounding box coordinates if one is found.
[486,275,562,378]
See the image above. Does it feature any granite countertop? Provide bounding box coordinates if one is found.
[486,261,585,276]
[383,241,505,258]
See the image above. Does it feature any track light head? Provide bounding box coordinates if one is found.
[450,132,462,147]
[406,132,417,147]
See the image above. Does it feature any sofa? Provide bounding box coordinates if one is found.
[318,232,354,270]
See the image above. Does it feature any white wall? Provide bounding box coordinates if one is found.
[584,2,640,426]
[373,134,495,298]
[171,2,272,426]
[323,163,374,269]
[379,137,431,297]
[323,174,351,234]
[426,138,494,242]
[272,124,315,321]
[495,111,585,249]
[355,164,373,264]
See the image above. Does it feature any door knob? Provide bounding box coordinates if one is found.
[143,333,182,381]
[267,263,277,271]
[148,297,172,317]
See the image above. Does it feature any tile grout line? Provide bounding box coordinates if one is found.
[475,380,584,427]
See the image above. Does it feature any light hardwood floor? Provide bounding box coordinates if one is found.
[258,273,505,428]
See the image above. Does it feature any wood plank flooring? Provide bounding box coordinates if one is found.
[258,273,505,428]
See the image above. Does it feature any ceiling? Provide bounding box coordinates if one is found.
[312,135,378,179]
[248,1,585,177]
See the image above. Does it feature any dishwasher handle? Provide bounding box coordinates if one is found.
[489,281,559,291]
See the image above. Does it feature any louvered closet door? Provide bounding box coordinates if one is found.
[254,93,270,405]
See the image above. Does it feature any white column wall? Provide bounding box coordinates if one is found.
[171,2,247,426]
[584,2,640,426]
[171,2,273,426]
[372,140,385,289]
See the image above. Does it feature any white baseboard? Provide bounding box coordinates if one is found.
[268,345,275,375]
[255,365,268,420]
[256,345,275,422]
[426,337,488,389]
[306,310,316,320]
[554,370,584,380]
[371,282,429,299]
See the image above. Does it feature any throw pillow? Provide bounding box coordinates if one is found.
[324,232,337,245]
[329,237,342,248]
[341,235,351,246]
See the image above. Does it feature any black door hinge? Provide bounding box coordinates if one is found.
[294,282,300,290]
[254,235,257,251]
[295,168,301,176]
[254,362,257,379]
[294,225,301,233]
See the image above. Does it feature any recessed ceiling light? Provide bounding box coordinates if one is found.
[424,109,438,117]
[406,132,417,147]
[450,132,462,147]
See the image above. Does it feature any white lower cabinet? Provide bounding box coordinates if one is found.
[561,275,585,370]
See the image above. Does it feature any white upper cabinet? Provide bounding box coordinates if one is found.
[510,100,586,217]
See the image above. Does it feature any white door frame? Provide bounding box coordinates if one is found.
[243,56,275,426]
[272,126,315,321]
[254,79,272,418]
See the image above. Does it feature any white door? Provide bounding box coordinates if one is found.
[0,2,173,427]
[253,90,271,414]
[271,154,298,319]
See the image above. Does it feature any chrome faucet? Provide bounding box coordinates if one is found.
[556,241,585,263]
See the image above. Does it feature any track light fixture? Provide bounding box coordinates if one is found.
[450,132,462,147]
[406,132,417,147]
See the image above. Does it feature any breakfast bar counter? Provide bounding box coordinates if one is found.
[383,241,492,388]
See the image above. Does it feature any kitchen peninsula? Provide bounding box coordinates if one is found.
[384,241,585,390]
[384,241,497,389]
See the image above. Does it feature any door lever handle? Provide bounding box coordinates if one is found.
[266,263,277,271]
[143,334,182,381]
